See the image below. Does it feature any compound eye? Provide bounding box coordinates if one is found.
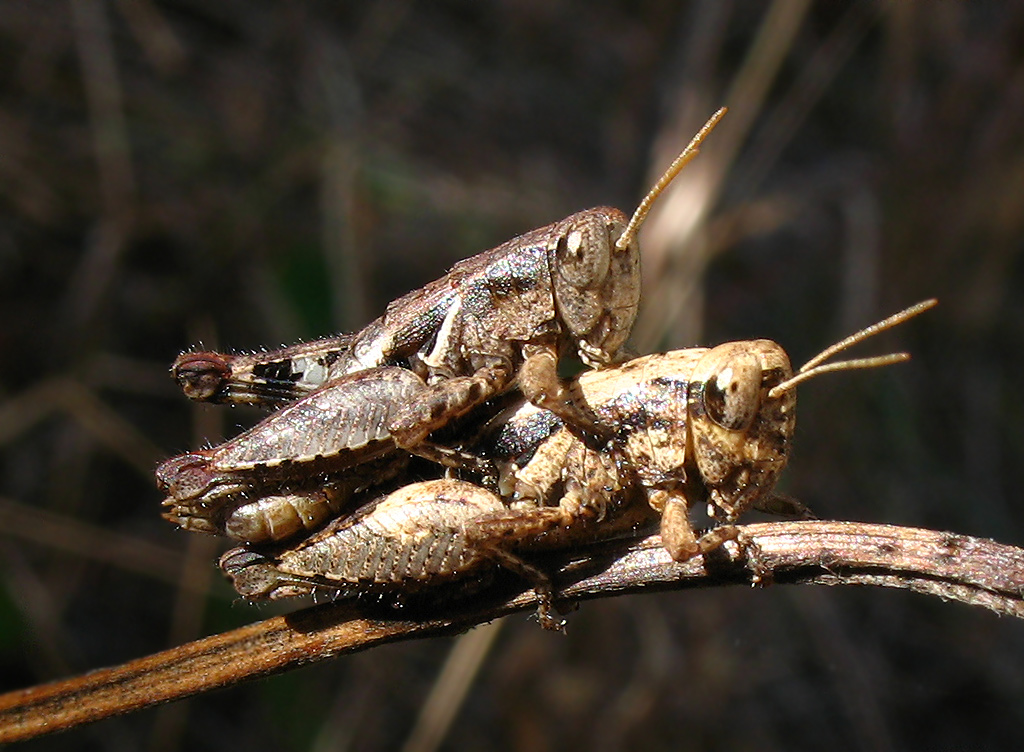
[703,354,762,431]
[556,222,610,288]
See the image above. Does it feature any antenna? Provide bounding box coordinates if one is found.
[615,107,727,252]
[767,299,937,399]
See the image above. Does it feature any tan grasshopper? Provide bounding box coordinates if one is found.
[169,110,727,469]
[219,301,934,628]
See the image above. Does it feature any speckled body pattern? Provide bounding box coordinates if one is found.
[157,367,424,542]
[170,206,641,453]
[175,207,640,406]
[219,341,800,604]
[160,206,642,541]
[164,113,745,617]
[221,480,507,600]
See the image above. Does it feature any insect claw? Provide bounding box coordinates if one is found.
[534,590,567,632]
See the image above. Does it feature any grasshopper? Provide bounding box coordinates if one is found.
[170,110,727,464]
[219,301,934,628]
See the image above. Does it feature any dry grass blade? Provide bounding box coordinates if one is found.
[400,619,505,752]
[0,378,165,476]
[0,496,184,587]
[1,519,1023,743]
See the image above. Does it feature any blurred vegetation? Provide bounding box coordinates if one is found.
[2,2,1024,750]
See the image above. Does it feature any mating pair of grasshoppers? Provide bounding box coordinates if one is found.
[158,110,728,551]
[156,108,933,627]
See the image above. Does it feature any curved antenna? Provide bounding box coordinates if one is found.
[768,299,937,399]
[615,107,727,252]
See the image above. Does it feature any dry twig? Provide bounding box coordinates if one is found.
[1,519,1022,743]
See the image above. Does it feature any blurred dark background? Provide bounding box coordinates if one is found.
[3,2,1024,750]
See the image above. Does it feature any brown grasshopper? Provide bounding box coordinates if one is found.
[219,300,934,628]
[170,110,727,465]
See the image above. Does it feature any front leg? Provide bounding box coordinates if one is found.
[653,488,741,561]
[653,489,770,581]
[652,489,700,561]
[518,346,608,446]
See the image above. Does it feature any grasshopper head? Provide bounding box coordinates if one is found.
[553,109,727,368]
[687,342,796,521]
[686,298,936,521]
[552,207,641,368]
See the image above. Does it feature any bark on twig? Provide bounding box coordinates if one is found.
[2,520,1023,743]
